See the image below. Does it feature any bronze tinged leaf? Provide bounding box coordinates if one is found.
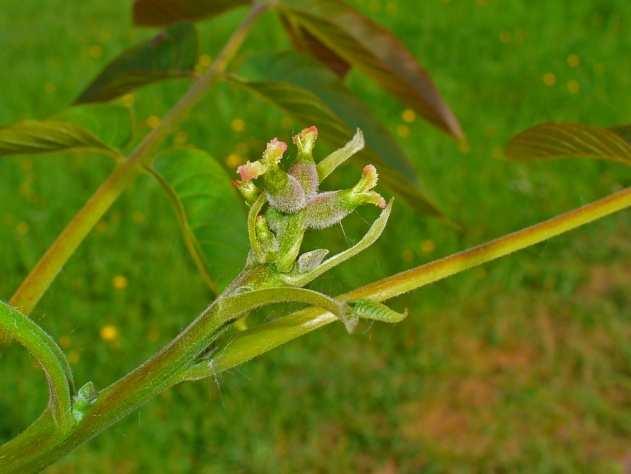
[278,0,463,139]
[133,0,249,26]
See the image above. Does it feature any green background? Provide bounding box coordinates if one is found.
[1,0,630,472]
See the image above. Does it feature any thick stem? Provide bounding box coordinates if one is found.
[0,284,347,472]
[7,2,268,317]
[0,298,228,474]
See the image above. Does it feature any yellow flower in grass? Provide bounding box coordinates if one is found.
[420,239,436,255]
[112,275,128,290]
[226,153,244,169]
[146,115,161,129]
[566,53,580,68]
[542,73,556,87]
[397,124,410,138]
[58,335,72,349]
[401,248,414,263]
[88,45,102,59]
[231,118,246,133]
[100,324,119,343]
[402,109,416,123]
[567,80,580,94]
[68,351,81,364]
[121,94,134,107]
[16,222,29,236]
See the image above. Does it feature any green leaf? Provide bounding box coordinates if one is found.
[277,0,463,139]
[230,54,443,216]
[75,22,198,104]
[0,120,115,158]
[55,103,133,151]
[506,123,631,166]
[133,0,249,26]
[153,147,248,291]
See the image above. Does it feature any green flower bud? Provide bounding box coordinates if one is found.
[233,179,260,204]
[255,215,279,257]
[238,129,390,282]
[236,160,266,182]
[304,164,385,229]
[274,211,305,273]
[289,126,319,199]
[265,174,306,213]
[237,138,307,213]
[293,125,318,156]
[288,161,319,199]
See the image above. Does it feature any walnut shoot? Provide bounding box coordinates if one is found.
[232,126,401,331]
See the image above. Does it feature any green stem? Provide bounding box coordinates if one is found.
[203,186,631,375]
[0,302,74,433]
[7,2,269,317]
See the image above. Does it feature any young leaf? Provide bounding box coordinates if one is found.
[133,0,249,26]
[506,122,631,165]
[282,199,393,287]
[55,103,133,151]
[229,67,442,215]
[75,22,198,104]
[277,0,463,139]
[279,14,350,77]
[153,147,248,291]
[0,120,116,158]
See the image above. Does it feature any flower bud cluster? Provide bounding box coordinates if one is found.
[234,126,386,274]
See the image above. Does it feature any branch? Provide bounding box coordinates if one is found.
[7,2,269,317]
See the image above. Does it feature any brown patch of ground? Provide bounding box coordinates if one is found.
[578,262,631,301]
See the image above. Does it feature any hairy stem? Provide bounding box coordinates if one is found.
[0,284,347,472]
[7,2,268,317]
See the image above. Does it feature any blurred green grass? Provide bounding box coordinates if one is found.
[1,0,630,472]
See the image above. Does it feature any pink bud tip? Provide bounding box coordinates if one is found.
[376,196,387,209]
[292,125,318,146]
[362,164,377,177]
[267,138,287,154]
[237,162,259,182]
[303,125,318,136]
